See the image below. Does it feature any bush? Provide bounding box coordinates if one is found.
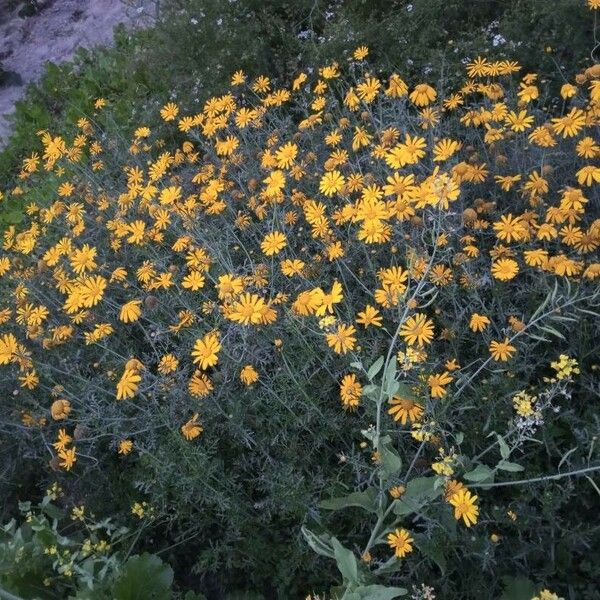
[1,4,600,599]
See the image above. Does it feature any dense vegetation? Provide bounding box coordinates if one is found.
[0,1,599,598]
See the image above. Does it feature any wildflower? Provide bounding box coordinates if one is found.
[119,300,142,323]
[261,231,287,256]
[325,324,357,354]
[353,45,369,60]
[449,489,479,526]
[319,170,345,196]
[492,258,519,281]
[51,399,72,421]
[388,396,423,424]
[387,528,414,558]
[188,371,213,398]
[409,84,437,106]
[118,440,133,455]
[399,313,434,347]
[181,413,203,440]
[240,365,259,386]
[389,485,405,499]
[428,372,453,398]
[0,333,18,364]
[58,447,77,471]
[116,369,141,400]
[489,338,517,362]
[339,373,362,410]
[550,354,579,380]
[160,102,179,121]
[191,331,221,369]
[356,305,382,328]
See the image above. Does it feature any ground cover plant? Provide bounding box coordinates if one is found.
[0,1,600,598]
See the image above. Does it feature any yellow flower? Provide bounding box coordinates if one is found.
[0,333,18,364]
[428,371,453,398]
[339,373,362,410]
[386,528,414,558]
[409,83,437,107]
[118,440,133,455]
[492,258,519,281]
[319,170,345,196]
[325,324,357,354]
[261,231,287,256]
[58,447,77,471]
[356,305,382,328]
[191,331,221,369]
[158,354,179,375]
[160,102,179,122]
[116,369,141,400]
[240,365,259,386]
[181,413,203,440]
[119,300,142,323]
[448,489,479,527]
[387,396,423,425]
[353,45,369,60]
[399,313,434,347]
[51,399,72,421]
[489,338,517,362]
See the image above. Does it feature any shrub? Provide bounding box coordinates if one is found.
[1,11,600,599]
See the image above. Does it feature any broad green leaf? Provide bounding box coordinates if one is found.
[367,356,385,380]
[301,526,335,558]
[393,477,441,516]
[500,576,537,600]
[352,584,408,599]
[362,384,380,399]
[497,435,510,460]
[379,437,402,479]
[497,460,524,472]
[319,488,379,513]
[112,553,173,600]
[415,536,446,574]
[331,537,358,584]
[463,464,494,482]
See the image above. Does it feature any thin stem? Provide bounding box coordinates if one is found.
[469,464,600,489]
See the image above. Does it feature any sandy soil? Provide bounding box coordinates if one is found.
[0,0,154,147]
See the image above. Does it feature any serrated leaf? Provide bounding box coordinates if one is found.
[463,464,494,482]
[319,488,378,513]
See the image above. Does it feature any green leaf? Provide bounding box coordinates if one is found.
[379,437,402,479]
[500,576,537,600]
[331,537,358,584]
[463,464,494,482]
[383,359,397,396]
[362,384,380,399]
[393,477,441,516]
[352,584,408,599]
[367,356,385,380]
[112,553,173,600]
[497,460,524,472]
[301,526,335,558]
[319,488,379,513]
[415,537,446,574]
[497,435,510,460]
